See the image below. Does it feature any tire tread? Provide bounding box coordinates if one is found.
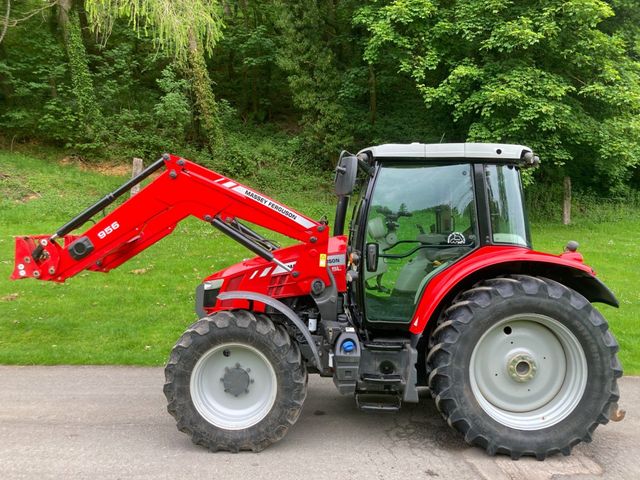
[164,310,307,452]
[427,275,622,460]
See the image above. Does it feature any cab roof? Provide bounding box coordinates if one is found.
[358,143,532,163]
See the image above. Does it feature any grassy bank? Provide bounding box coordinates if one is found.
[1,151,638,373]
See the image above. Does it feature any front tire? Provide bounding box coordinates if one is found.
[164,310,307,452]
[427,275,622,459]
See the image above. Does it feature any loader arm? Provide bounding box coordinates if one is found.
[12,154,328,283]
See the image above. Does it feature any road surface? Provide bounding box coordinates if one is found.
[0,366,638,479]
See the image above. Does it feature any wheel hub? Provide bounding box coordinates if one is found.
[221,363,253,397]
[190,343,277,430]
[469,314,588,430]
[507,353,537,383]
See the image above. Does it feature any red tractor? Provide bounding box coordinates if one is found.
[12,143,622,459]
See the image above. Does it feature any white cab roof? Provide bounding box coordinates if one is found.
[358,143,532,160]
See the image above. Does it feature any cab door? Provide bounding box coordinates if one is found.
[361,162,478,325]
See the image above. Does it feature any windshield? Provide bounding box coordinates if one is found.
[485,165,530,246]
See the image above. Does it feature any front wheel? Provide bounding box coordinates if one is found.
[427,275,622,459]
[164,310,307,452]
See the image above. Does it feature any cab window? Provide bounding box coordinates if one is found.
[485,165,529,246]
[364,163,477,323]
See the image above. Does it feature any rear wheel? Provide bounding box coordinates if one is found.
[164,310,307,452]
[427,275,622,459]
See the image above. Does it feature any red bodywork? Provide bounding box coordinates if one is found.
[11,154,334,300]
[409,245,596,334]
[202,235,348,313]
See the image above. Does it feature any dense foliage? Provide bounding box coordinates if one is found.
[1,0,639,194]
[356,0,640,192]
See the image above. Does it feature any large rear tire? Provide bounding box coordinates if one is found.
[427,275,622,459]
[164,310,307,452]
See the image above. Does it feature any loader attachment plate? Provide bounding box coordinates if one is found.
[11,235,78,282]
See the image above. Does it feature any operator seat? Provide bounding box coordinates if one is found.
[364,216,391,289]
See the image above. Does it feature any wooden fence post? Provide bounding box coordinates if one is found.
[563,176,571,225]
[130,157,143,197]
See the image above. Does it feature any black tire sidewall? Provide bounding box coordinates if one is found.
[442,288,613,452]
[166,312,306,450]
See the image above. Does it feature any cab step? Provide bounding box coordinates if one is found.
[362,340,407,351]
[356,393,402,412]
[361,373,404,385]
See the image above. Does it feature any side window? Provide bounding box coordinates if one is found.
[364,163,477,324]
[485,165,529,246]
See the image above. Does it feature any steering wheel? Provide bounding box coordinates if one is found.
[447,232,466,245]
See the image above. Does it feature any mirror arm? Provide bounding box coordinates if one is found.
[357,153,374,176]
[333,196,349,236]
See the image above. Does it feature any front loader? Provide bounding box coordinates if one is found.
[12,144,623,459]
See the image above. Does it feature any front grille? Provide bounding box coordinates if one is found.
[268,275,288,296]
[203,288,220,308]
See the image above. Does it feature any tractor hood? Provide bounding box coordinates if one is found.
[196,235,348,317]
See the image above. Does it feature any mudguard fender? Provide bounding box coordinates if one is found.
[410,246,619,335]
[216,290,322,368]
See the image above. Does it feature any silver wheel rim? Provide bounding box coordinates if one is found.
[190,343,277,430]
[469,314,587,430]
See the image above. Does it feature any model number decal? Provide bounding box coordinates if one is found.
[97,221,120,239]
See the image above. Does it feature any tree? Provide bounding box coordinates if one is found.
[0,0,10,45]
[274,0,357,162]
[58,0,104,142]
[0,1,79,146]
[0,1,104,143]
[355,0,640,193]
[85,0,224,150]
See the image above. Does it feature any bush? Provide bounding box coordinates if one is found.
[526,182,640,224]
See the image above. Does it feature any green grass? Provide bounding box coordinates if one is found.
[531,219,640,373]
[0,151,331,365]
[1,150,638,373]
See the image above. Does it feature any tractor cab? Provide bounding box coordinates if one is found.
[336,143,538,327]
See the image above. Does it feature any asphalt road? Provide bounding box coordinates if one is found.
[0,366,638,480]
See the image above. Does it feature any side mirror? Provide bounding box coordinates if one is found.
[365,242,379,272]
[335,151,358,197]
[521,151,540,168]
